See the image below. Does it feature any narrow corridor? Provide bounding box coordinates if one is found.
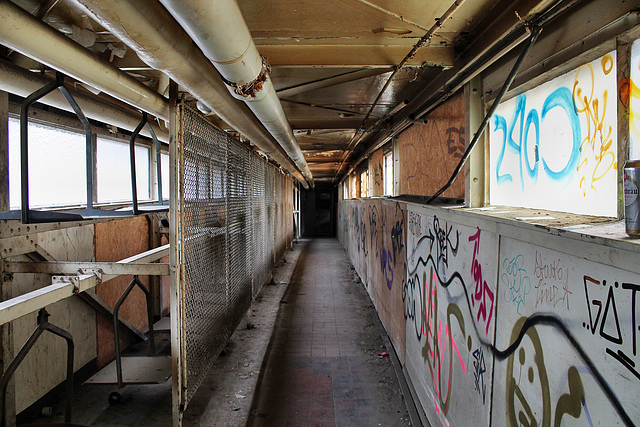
[247,238,410,426]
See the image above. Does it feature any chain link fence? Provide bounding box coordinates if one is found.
[175,103,294,409]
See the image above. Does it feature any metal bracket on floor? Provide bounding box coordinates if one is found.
[0,308,74,427]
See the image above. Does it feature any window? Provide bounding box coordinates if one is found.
[384,151,393,196]
[96,135,150,203]
[490,51,618,217]
[350,174,356,199]
[8,117,87,209]
[360,170,368,198]
[161,152,170,201]
[630,39,640,159]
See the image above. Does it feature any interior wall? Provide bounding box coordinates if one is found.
[338,197,640,426]
[368,148,385,197]
[9,224,97,414]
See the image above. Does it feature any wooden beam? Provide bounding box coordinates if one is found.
[0,244,170,325]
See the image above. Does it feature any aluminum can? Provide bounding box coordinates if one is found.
[624,160,640,237]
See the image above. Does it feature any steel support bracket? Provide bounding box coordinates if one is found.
[51,274,101,295]
[0,235,38,258]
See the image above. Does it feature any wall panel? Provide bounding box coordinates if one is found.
[398,92,466,199]
[338,198,640,426]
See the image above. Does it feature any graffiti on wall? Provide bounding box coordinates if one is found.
[398,91,466,199]
[490,51,618,217]
[340,199,640,427]
[404,209,498,424]
[583,275,640,380]
[446,126,465,158]
[494,237,636,426]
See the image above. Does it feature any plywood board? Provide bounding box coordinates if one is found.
[369,148,385,197]
[380,201,406,363]
[13,224,97,413]
[398,91,466,199]
[94,215,151,367]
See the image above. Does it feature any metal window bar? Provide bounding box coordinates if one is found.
[0,71,133,223]
[129,112,168,214]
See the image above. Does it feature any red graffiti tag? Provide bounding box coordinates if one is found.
[469,228,495,335]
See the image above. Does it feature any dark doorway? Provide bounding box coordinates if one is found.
[301,183,337,237]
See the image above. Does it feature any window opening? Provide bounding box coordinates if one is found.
[490,50,618,217]
[360,170,368,198]
[384,151,393,196]
[128,112,167,214]
[97,135,150,204]
[630,38,640,160]
[1,72,130,223]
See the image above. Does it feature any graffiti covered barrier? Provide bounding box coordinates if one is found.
[339,199,640,426]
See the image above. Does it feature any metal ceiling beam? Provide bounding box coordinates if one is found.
[277,68,394,98]
[254,45,454,68]
[339,0,568,182]
[289,118,377,130]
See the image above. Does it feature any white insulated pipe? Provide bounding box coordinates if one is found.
[159,0,314,187]
[0,59,169,143]
[68,0,309,189]
[0,0,170,121]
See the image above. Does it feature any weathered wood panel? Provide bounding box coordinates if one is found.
[95,215,150,368]
[398,92,466,199]
[368,148,385,197]
[13,225,96,413]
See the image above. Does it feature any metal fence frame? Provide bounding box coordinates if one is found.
[170,103,294,423]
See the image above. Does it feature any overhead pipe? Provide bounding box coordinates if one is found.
[0,0,169,121]
[68,0,308,189]
[159,0,314,187]
[0,59,169,143]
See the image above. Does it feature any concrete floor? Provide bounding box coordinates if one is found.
[25,238,411,426]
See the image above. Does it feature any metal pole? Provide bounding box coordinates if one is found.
[130,114,148,216]
[145,122,164,203]
[112,276,155,389]
[58,73,95,210]
[20,78,61,223]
